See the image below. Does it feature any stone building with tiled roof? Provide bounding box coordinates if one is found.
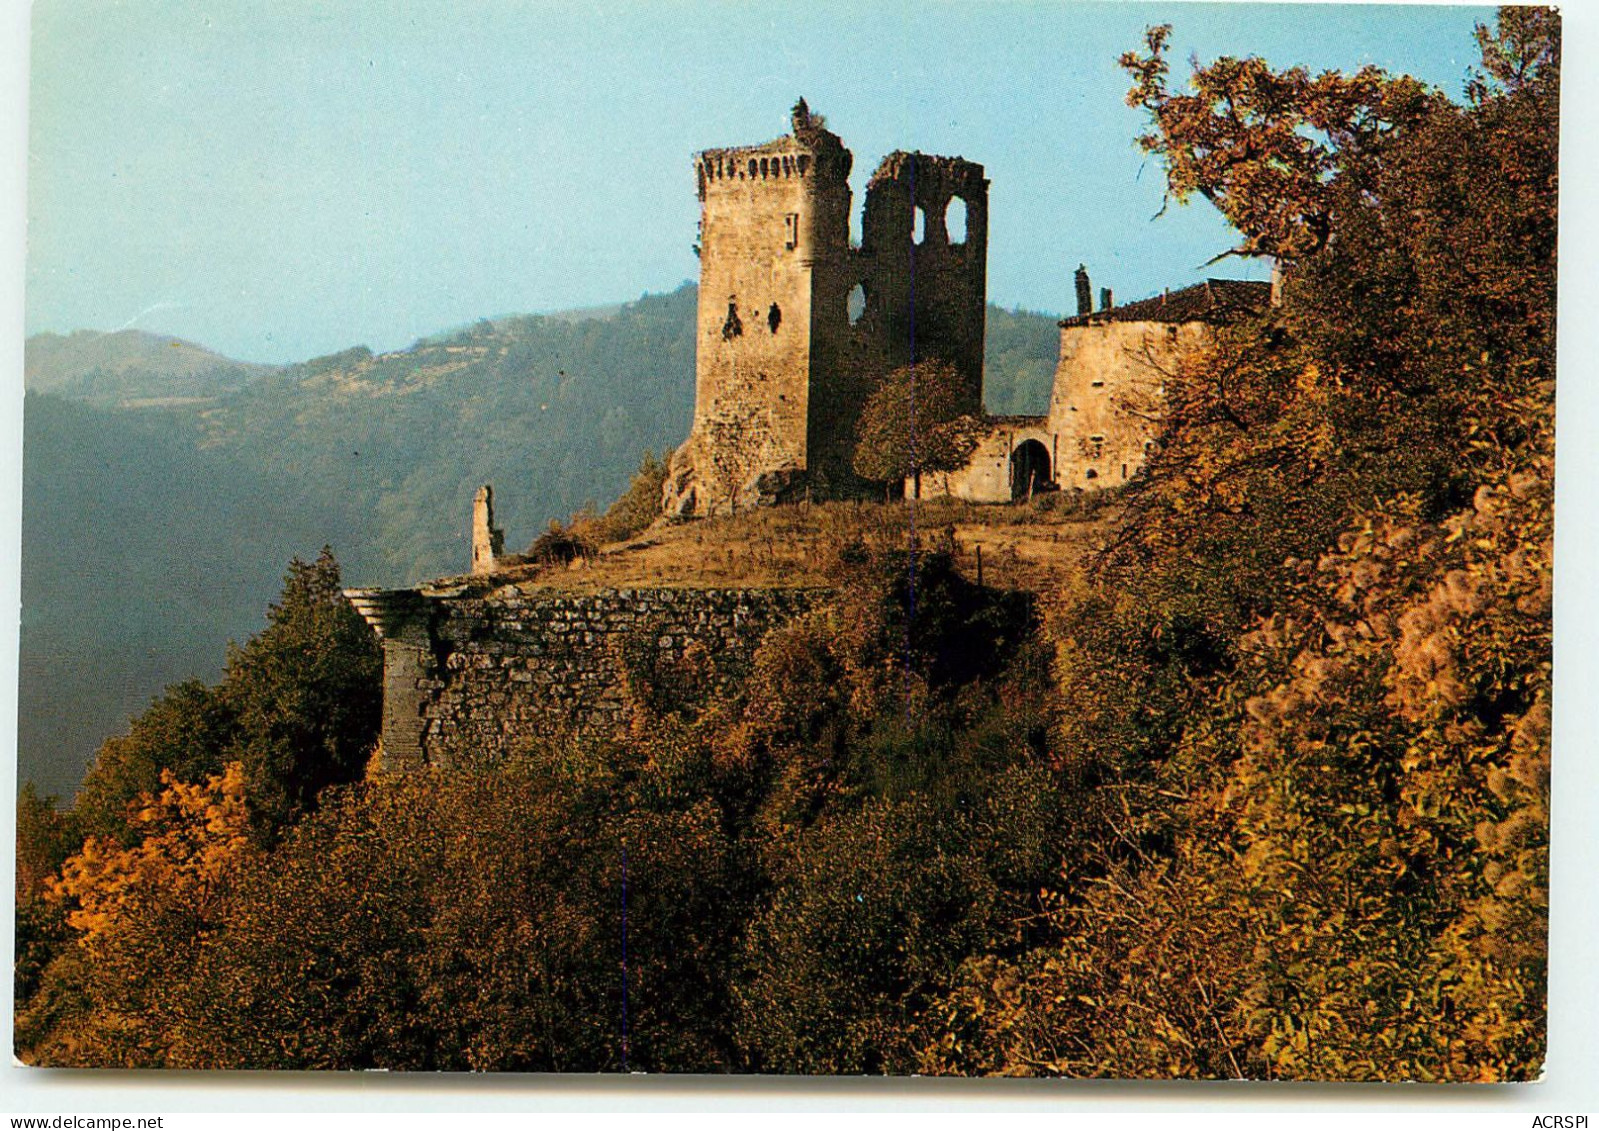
[1058,277,1272,329]
[928,270,1272,503]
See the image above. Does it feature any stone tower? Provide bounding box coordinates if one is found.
[663,101,988,516]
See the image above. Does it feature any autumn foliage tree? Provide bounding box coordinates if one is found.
[1121,24,1437,263]
[17,765,257,1066]
[924,7,1556,1081]
[15,549,381,1060]
[13,10,1556,1080]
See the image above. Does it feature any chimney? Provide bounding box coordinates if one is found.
[471,485,505,575]
[1099,287,1114,311]
[1075,264,1092,317]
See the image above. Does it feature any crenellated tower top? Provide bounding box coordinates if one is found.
[694,102,851,200]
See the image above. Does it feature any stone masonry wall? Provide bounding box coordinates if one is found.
[381,586,825,770]
[931,417,1054,503]
[919,321,1213,504]
[1046,319,1212,489]
[809,151,989,494]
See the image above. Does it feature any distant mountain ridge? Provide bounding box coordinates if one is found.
[19,285,1063,798]
[24,328,277,406]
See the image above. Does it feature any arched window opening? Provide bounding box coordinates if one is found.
[946,196,968,244]
[913,205,927,245]
[847,284,867,327]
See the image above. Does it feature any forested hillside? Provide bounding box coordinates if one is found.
[23,329,273,406]
[19,8,1555,1076]
[19,287,1060,795]
[19,395,372,799]
[981,306,1060,417]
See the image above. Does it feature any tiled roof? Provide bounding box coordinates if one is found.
[1059,278,1272,328]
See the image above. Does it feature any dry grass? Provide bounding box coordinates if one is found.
[461,494,1124,596]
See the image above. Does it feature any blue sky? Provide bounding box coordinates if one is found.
[26,1,1495,363]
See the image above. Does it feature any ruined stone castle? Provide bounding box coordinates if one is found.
[662,100,990,516]
[345,102,1270,771]
[664,101,1270,513]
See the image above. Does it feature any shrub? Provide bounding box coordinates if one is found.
[526,520,597,565]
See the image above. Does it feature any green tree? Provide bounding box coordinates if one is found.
[72,680,238,844]
[852,361,981,496]
[581,449,668,544]
[221,547,382,835]
[66,547,381,846]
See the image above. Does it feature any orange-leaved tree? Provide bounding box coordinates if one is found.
[922,6,1556,1081]
[1121,25,1437,263]
[18,764,257,1067]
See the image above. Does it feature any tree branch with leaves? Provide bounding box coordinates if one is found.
[1121,25,1437,263]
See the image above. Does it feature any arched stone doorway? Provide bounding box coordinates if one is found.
[1009,439,1052,501]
